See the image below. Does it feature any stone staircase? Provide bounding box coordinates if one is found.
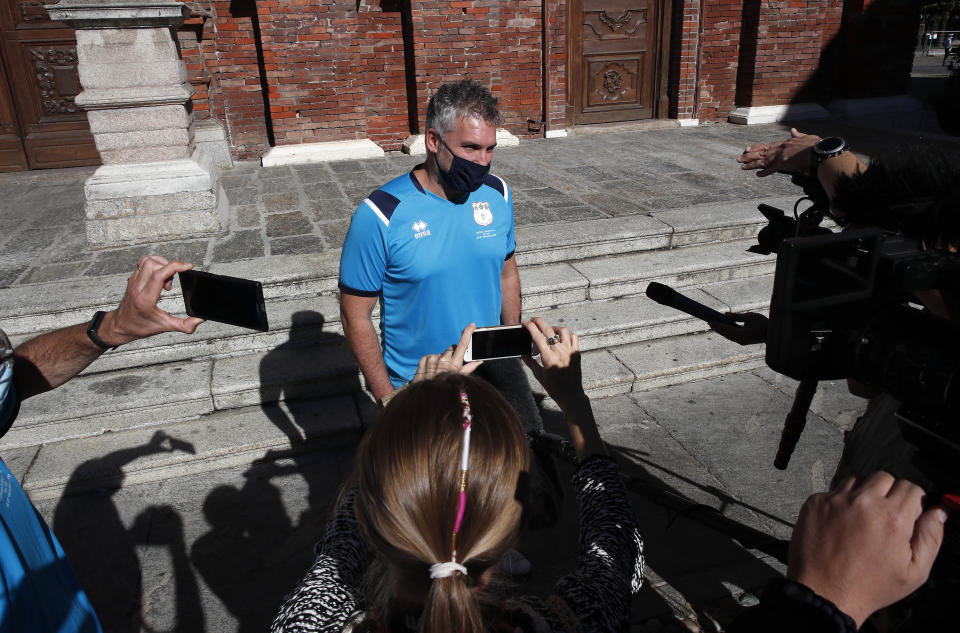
[0,195,798,500]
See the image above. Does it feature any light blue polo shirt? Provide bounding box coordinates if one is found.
[339,171,516,386]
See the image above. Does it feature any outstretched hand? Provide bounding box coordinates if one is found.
[412,323,482,382]
[737,128,819,177]
[787,472,947,628]
[102,255,205,346]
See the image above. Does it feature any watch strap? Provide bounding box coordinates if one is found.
[86,311,117,351]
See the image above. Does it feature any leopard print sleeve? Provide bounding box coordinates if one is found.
[270,489,371,633]
[553,455,644,632]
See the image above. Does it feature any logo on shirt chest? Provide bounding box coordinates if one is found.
[412,220,431,239]
[473,201,493,226]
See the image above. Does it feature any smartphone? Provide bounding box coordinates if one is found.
[464,325,538,362]
[179,270,269,332]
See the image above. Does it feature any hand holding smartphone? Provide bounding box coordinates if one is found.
[463,324,539,362]
[179,270,269,332]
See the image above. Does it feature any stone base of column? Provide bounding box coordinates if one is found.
[84,148,228,248]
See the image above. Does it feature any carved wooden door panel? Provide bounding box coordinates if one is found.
[0,0,98,170]
[569,0,663,125]
[0,44,28,171]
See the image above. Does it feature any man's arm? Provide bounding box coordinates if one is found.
[737,128,867,202]
[500,255,521,325]
[13,255,204,401]
[339,293,394,402]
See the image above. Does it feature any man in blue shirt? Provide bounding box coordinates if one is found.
[339,80,531,415]
[0,256,204,632]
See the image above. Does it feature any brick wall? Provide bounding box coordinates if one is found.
[836,0,918,99]
[205,0,272,160]
[671,0,701,119]
[252,1,408,150]
[737,0,843,108]
[188,0,918,158]
[545,0,568,132]
[696,0,743,121]
[408,2,545,136]
[688,0,911,122]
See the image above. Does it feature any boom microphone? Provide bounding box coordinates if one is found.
[645,282,739,326]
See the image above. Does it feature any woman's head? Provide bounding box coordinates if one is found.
[354,373,529,632]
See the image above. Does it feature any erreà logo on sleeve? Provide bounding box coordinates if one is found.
[412,220,431,239]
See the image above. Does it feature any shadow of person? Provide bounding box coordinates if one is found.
[191,451,355,632]
[51,430,196,633]
[129,505,205,633]
[257,310,365,517]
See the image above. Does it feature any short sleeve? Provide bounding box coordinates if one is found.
[338,201,389,297]
[503,180,516,258]
[0,333,20,439]
[483,174,515,260]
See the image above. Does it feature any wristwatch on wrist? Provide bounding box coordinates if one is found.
[812,136,849,170]
[86,311,117,351]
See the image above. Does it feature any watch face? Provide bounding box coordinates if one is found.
[817,137,845,154]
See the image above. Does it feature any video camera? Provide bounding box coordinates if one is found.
[757,194,960,461]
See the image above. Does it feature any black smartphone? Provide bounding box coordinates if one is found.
[179,270,269,332]
[463,325,539,362]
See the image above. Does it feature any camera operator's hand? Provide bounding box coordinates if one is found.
[709,312,768,346]
[412,323,482,382]
[523,317,605,461]
[787,472,947,628]
[738,128,820,177]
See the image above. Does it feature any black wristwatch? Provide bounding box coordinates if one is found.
[86,311,117,351]
[812,136,848,171]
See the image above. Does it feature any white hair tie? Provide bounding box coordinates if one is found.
[429,561,467,579]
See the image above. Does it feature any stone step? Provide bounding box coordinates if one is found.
[7,331,768,501]
[10,395,364,502]
[5,235,776,381]
[0,195,792,339]
[1,275,775,449]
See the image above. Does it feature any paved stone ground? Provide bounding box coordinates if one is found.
[2,109,959,631]
[30,370,864,633]
[3,118,958,289]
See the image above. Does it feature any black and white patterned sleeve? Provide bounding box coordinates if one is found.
[270,489,372,633]
[554,455,644,632]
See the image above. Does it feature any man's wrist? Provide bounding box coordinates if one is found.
[93,310,130,348]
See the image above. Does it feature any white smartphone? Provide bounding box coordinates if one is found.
[464,325,539,362]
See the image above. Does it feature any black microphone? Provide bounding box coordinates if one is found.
[645,282,739,326]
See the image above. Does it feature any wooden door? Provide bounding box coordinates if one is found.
[0,0,98,171]
[568,0,666,125]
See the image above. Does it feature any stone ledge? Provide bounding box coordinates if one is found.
[45,0,189,29]
[261,139,384,166]
[728,103,832,125]
[401,128,520,155]
[84,158,214,199]
[75,85,193,110]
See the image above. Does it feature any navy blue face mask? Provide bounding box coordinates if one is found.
[437,135,490,194]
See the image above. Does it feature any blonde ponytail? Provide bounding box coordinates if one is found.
[354,374,529,633]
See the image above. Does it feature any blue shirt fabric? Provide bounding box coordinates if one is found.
[339,171,516,386]
[0,339,103,633]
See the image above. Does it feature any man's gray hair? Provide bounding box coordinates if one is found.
[425,80,501,136]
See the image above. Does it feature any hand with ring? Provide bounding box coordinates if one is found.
[522,317,584,412]
[412,323,483,382]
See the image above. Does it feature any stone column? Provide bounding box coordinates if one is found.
[47,0,228,248]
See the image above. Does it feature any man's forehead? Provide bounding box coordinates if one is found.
[448,115,496,142]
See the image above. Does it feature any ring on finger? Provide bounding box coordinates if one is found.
[546,335,559,345]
